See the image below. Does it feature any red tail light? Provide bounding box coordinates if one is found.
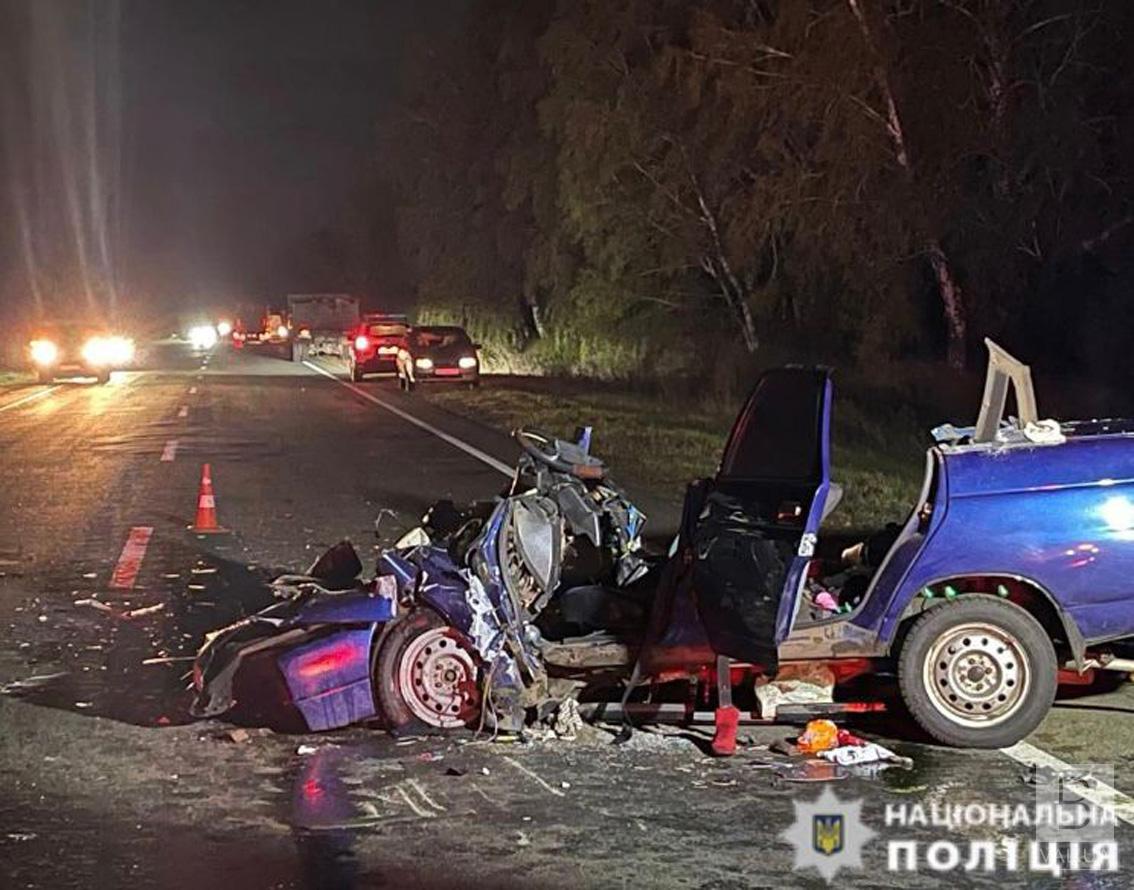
[354,335,370,351]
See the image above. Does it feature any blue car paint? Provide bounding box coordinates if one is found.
[774,375,834,646]
[291,589,398,626]
[277,626,379,731]
[873,434,1134,648]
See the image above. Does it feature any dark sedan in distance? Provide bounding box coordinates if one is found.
[396,326,480,391]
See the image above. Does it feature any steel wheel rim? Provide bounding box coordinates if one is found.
[923,620,1031,728]
[397,627,480,728]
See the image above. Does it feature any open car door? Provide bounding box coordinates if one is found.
[691,368,833,672]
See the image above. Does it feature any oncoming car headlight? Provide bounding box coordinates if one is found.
[82,337,114,366]
[414,357,434,370]
[189,325,218,350]
[458,355,478,370]
[30,339,59,366]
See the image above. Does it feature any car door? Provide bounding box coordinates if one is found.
[691,367,833,671]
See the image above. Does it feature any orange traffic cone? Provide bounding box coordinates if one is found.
[190,463,227,533]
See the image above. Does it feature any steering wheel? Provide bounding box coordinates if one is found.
[513,429,605,479]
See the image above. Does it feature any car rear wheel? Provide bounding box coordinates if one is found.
[96,369,111,384]
[350,362,364,382]
[373,609,482,734]
[898,596,1056,748]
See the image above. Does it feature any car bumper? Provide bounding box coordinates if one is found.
[414,367,479,383]
[356,355,399,373]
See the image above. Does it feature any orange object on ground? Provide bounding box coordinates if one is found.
[797,718,839,754]
[711,705,740,757]
[191,463,226,533]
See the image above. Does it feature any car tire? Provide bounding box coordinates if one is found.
[36,370,52,385]
[373,609,483,735]
[897,595,1056,748]
[350,362,364,382]
[96,369,111,384]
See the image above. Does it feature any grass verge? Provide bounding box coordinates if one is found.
[421,375,926,528]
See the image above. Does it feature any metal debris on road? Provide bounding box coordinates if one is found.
[1,672,69,695]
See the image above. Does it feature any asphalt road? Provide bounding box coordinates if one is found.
[1,342,1133,889]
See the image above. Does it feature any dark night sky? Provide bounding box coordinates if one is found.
[0,0,461,316]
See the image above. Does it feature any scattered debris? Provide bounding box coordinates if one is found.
[770,738,800,757]
[123,603,165,620]
[754,664,835,720]
[1,672,68,695]
[796,719,839,754]
[819,742,913,769]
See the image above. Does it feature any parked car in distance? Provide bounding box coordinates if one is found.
[396,325,480,391]
[348,314,409,381]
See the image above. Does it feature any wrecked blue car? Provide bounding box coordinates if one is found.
[192,428,651,734]
[194,340,1134,748]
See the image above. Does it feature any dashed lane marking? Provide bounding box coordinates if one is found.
[109,527,154,590]
[188,386,198,395]
[1001,740,1134,827]
[303,360,513,477]
[160,439,179,462]
[0,386,61,414]
[177,405,189,418]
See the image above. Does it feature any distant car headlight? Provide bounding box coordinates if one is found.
[216,321,233,337]
[106,336,135,365]
[30,339,59,366]
[82,337,115,366]
[415,357,434,370]
[458,355,478,370]
[276,325,289,339]
[189,325,218,349]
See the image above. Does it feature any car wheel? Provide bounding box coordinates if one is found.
[36,370,52,385]
[897,595,1056,748]
[373,609,482,735]
[96,369,111,384]
[350,362,364,382]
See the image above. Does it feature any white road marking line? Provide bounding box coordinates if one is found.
[395,784,436,819]
[0,386,60,414]
[1001,740,1134,827]
[109,527,154,590]
[188,386,198,395]
[303,360,513,477]
[407,778,447,812]
[502,755,566,797]
[177,405,189,418]
[160,439,179,462]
